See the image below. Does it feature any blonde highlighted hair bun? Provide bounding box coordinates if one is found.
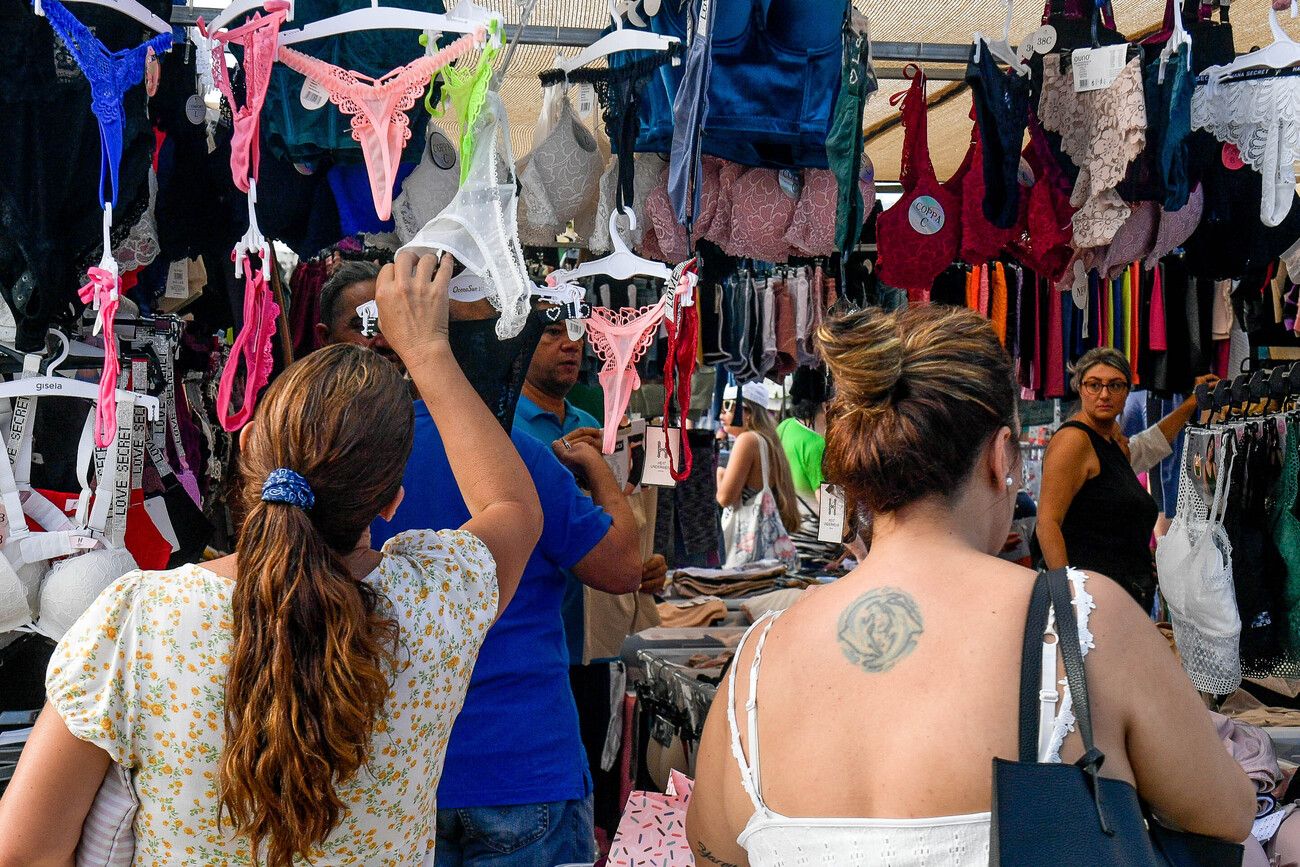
[816,305,1016,514]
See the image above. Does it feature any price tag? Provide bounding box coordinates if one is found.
[165,260,189,300]
[300,77,330,110]
[1071,44,1127,93]
[778,169,802,200]
[1028,24,1057,54]
[428,129,458,170]
[577,82,595,120]
[817,485,847,543]
[908,195,945,235]
[605,431,631,491]
[1017,157,1035,189]
[185,94,206,125]
[641,427,681,488]
[448,269,491,302]
[1071,259,1088,310]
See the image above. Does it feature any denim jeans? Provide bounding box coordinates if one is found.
[433,796,596,866]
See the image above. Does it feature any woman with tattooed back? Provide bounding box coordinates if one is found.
[687,306,1253,867]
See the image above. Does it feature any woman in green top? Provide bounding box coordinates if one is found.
[778,400,827,508]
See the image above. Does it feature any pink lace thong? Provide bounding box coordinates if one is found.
[586,294,673,454]
[217,254,279,432]
[276,27,484,220]
[199,0,290,192]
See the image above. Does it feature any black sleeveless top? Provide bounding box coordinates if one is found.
[1056,421,1160,605]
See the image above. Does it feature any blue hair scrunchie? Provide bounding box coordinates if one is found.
[261,468,315,511]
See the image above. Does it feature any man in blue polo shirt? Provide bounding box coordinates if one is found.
[324,280,642,865]
[514,320,670,842]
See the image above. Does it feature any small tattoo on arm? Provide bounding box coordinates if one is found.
[837,586,924,673]
[698,842,740,867]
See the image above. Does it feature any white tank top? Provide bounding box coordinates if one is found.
[727,569,1097,866]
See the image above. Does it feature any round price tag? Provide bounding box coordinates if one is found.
[300,77,329,111]
[779,169,802,200]
[1222,143,1245,170]
[1029,25,1057,54]
[908,195,945,235]
[1017,157,1036,188]
[185,94,206,125]
[427,129,457,171]
[1071,260,1088,309]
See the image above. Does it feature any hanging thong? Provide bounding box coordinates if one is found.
[662,260,700,481]
[38,0,173,207]
[427,19,501,183]
[199,0,290,192]
[276,26,485,220]
[216,254,279,432]
[401,93,532,340]
[77,267,122,448]
[586,296,671,455]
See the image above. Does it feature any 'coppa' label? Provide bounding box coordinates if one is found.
[908,196,945,235]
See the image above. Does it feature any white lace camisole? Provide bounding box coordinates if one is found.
[727,569,1097,866]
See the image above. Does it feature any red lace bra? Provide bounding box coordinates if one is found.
[877,66,960,298]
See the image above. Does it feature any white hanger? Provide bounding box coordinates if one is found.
[0,331,160,421]
[233,179,271,280]
[205,0,293,35]
[973,0,1029,75]
[549,210,675,284]
[1210,3,1300,79]
[34,0,171,35]
[278,0,501,47]
[1157,0,1192,83]
[556,0,680,74]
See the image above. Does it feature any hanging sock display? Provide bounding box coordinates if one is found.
[276,26,486,221]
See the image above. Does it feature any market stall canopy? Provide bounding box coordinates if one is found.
[188,0,1292,181]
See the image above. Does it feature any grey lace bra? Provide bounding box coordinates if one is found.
[393,125,461,245]
[518,92,605,241]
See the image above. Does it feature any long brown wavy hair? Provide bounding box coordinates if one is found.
[220,344,414,866]
[737,398,802,533]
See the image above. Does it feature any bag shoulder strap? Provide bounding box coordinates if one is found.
[754,433,772,492]
[1045,566,1116,834]
[1017,571,1053,763]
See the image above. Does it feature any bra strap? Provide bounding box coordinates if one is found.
[726,611,781,813]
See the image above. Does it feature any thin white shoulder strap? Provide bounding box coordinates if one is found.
[726,610,781,814]
[755,433,772,492]
[1037,569,1093,762]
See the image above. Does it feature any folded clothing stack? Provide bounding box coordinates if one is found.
[669,560,789,599]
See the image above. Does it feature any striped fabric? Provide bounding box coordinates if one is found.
[75,761,137,867]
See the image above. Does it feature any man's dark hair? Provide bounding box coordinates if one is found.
[319,261,382,329]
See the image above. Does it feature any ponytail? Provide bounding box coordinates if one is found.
[218,344,411,866]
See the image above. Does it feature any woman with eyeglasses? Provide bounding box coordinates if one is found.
[1036,348,1216,610]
